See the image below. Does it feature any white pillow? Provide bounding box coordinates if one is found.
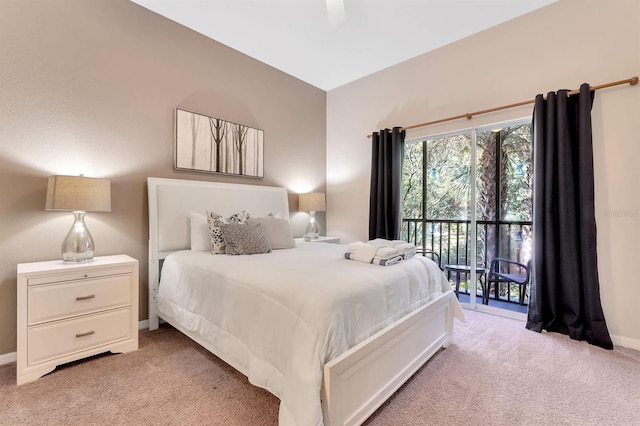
[190,211,211,251]
[247,216,295,249]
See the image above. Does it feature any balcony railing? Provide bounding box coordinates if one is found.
[403,218,532,306]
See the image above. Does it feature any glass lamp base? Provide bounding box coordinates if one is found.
[305,211,319,239]
[62,211,95,263]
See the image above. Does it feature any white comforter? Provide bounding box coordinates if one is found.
[158,241,461,426]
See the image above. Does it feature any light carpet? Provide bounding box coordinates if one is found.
[1,309,638,425]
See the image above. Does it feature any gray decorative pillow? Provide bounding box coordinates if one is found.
[247,216,295,249]
[220,223,272,255]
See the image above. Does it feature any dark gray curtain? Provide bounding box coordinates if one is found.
[369,127,405,240]
[526,83,613,349]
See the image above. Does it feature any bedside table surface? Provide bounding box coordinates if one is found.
[295,236,341,243]
[17,255,137,274]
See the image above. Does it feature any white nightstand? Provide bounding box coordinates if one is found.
[16,255,139,385]
[295,236,341,244]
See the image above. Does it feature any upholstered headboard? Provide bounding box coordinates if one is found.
[148,177,289,256]
[147,177,290,328]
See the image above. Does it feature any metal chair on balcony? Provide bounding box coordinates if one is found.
[486,258,531,305]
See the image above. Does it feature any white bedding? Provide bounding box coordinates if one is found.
[158,241,462,426]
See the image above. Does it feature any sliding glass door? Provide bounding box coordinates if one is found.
[402,118,532,317]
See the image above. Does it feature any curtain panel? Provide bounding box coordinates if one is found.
[369,127,405,240]
[526,83,613,349]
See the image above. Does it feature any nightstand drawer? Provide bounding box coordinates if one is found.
[28,274,131,325]
[27,266,134,286]
[27,308,132,365]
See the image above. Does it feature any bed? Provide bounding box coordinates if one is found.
[147,177,463,426]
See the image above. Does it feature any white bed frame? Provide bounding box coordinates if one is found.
[147,177,456,426]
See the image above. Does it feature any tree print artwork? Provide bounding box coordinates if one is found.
[175,109,263,178]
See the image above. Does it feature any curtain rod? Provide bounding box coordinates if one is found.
[366,76,638,138]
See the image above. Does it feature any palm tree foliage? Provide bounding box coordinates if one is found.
[403,134,472,221]
[402,123,531,227]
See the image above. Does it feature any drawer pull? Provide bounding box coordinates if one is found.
[75,331,95,338]
[75,295,96,301]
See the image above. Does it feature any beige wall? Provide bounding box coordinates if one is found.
[327,0,640,348]
[0,0,326,355]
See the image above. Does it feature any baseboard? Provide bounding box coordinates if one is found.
[611,334,640,351]
[0,351,17,366]
[138,320,149,330]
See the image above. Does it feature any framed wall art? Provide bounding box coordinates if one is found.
[175,108,264,178]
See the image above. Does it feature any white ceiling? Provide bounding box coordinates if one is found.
[131,0,557,91]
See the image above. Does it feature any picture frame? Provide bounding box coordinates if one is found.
[175,108,264,178]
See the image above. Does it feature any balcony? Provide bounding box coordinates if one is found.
[403,218,532,312]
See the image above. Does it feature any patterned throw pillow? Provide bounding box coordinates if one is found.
[227,210,250,224]
[207,210,251,254]
[220,223,272,255]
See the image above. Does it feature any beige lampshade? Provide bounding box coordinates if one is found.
[299,192,326,212]
[45,175,111,212]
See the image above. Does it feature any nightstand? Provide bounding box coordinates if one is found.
[295,236,341,244]
[16,255,139,385]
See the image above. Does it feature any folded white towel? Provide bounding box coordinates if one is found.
[392,242,414,250]
[403,251,416,260]
[345,253,403,266]
[372,255,403,266]
[374,246,402,260]
[367,238,394,248]
[345,241,378,263]
[368,239,417,259]
[393,242,417,258]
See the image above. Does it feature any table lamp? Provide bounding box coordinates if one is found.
[45,175,111,263]
[299,192,325,240]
